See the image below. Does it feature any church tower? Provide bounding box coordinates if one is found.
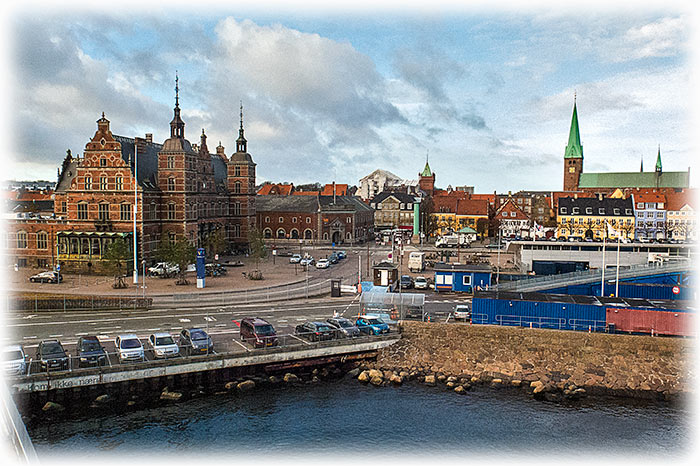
[227,103,256,249]
[419,151,435,197]
[563,96,584,191]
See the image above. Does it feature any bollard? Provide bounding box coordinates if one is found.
[588,325,591,333]
[529,322,532,329]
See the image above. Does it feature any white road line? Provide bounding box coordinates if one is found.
[289,334,310,345]
[214,323,227,327]
[277,319,288,322]
[23,336,37,339]
[170,327,182,331]
[49,334,63,338]
[147,328,161,331]
[75,332,89,336]
[179,318,191,322]
[231,339,248,351]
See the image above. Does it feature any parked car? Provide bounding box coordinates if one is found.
[3,345,27,376]
[148,262,179,277]
[115,334,145,363]
[29,271,62,283]
[328,252,339,264]
[315,258,330,269]
[336,251,346,260]
[453,304,471,322]
[355,316,390,335]
[205,263,227,277]
[76,335,108,367]
[414,276,428,290]
[240,318,279,348]
[295,321,336,342]
[179,328,214,355]
[36,339,69,372]
[289,254,302,264]
[300,257,314,266]
[399,275,413,289]
[326,317,361,338]
[148,332,180,359]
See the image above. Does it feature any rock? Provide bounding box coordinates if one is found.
[446,376,458,383]
[368,369,383,379]
[446,382,455,388]
[225,381,237,390]
[347,368,361,378]
[370,376,383,386]
[454,385,466,395]
[237,380,256,392]
[160,390,183,401]
[127,400,137,407]
[268,376,280,384]
[358,371,370,383]
[532,383,546,395]
[530,380,544,390]
[283,373,300,383]
[383,370,394,379]
[491,378,503,386]
[573,388,586,396]
[311,376,320,383]
[470,376,480,384]
[437,374,447,383]
[390,374,403,385]
[42,401,64,413]
[399,371,410,379]
[424,375,436,386]
[511,380,522,387]
[95,394,111,404]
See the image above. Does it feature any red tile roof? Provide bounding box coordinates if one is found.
[320,184,348,196]
[257,184,294,196]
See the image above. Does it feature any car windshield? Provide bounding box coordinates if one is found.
[80,340,102,352]
[121,339,141,349]
[155,336,175,346]
[317,324,332,332]
[366,318,383,325]
[41,342,64,355]
[415,278,426,282]
[3,350,23,360]
[190,330,207,340]
[255,325,275,336]
[337,320,353,328]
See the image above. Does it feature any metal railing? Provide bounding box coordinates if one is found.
[495,262,691,292]
[1,385,38,462]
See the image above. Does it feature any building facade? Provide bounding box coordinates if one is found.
[556,196,635,241]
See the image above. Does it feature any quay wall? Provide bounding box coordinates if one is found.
[372,321,694,399]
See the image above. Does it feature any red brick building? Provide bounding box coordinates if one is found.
[5,80,256,272]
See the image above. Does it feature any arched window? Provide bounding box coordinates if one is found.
[100,176,108,190]
[346,232,352,240]
[323,233,329,240]
[116,176,123,190]
[263,228,272,239]
[85,176,92,190]
[276,228,286,239]
[233,181,241,194]
[290,229,299,239]
[304,229,313,240]
[167,203,176,220]
[233,202,241,216]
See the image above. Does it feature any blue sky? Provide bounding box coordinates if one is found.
[2,1,696,192]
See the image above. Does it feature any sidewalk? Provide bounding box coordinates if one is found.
[8,248,347,297]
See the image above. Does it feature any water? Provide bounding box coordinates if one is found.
[27,380,690,460]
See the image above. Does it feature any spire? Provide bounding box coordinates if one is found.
[564,96,583,159]
[236,101,247,153]
[640,154,644,172]
[169,72,185,139]
[421,150,432,177]
[655,145,662,173]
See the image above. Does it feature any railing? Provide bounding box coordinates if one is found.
[7,294,152,312]
[495,262,691,292]
[1,385,38,461]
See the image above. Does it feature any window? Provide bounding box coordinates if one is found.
[502,212,507,217]
[100,157,107,167]
[120,203,131,221]
[98,203,109,220]
[116,176,123,191]
[279,217,284,223]
[613,208,620,215]
[167,156,175,169]
[586,208,592,214]
[347,217,352,223]
[263,228,272,239]
[637,202,644,209]
[626,209,632,215]
[16,231,27,249]
[61,201,67,213]
[233,181,241,194]
[561,207,567,214]
[234,166,241,176]
[168,177,175,191]
[100,176,108,190]
[167,203,176,220]
[77,202,88,220]
[233,202,241,216]
[307,217,312,224]
[510,212,515,217]
[168,232,176,242]
[150,202,157,220]
[304,229,313,239]
[265,216,270,223]
[85,176,92,190]
[462,275,472,286]
[572,207,579,214]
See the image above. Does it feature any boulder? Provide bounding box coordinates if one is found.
[446,376,458,383]
[160,390,183,401]
[311,376,320,383]
[368,369,383,379]
[127,400,137,407]
[390,374,403,385]
[446,382,455,388]
[437,374,447,383]
[237,380,256,392]
[370,376,384,386]
[511,380,522,387]
[358,371,370,383]
[454,385,466,395]
[268,376,280,384]
[424,375,436,386]
[95,394,111,404]
[42,401,64,413]
[283,373,300,383]
[225,381,237,390]
[491,378,503,386]
[470,376,480,384]
[347,368,361,378]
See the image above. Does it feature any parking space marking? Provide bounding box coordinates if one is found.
[277,319,288,323]
[214,323,227,327]
[23,336,37,340]
[204,316,217,322]
[231,339,248,351]
[170,327,183,331]
[289,335,310,345]
[75,332,89,336]
[49,334,63,338]
[179,318,191,323]
[147,328,161,331]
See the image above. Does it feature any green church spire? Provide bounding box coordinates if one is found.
[655,145,662,173]
[564,96,583,159]
[421,150,432,176]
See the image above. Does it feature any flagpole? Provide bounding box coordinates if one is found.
[133,143,139,285]
[600,222,607,297]
[615,234,621,297]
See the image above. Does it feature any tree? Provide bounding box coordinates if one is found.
[203,227,228,260]
[157,238,195,285]
[103,238,131,289]
[419,196,438,240]
[247,227,266,279]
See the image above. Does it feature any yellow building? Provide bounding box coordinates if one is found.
[556,196,635,240]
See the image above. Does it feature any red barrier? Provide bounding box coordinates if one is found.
[606,308,694,337]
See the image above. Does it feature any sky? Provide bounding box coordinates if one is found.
[1,1,697,193]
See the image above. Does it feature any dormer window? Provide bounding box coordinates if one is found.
[585,207,592,214]
[614,208,620,215]
[99,157,107,167]
[572,207,579,214]
[561,207,567,214]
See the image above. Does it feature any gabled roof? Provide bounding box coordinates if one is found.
[632,192,666,204]
[370,191,417,205]
[665,192,695,211]
[256,195,320,213]
[578,171,689,189]
[558,196,634,216]
[359,169,401,182]
[495,198,530,220]
[257,184,294,195]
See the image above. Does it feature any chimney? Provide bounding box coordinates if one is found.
[598,193,603,201]
[145,133,153,143]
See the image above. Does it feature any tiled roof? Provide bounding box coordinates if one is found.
[320,184,348,196]
[257,184,294,195]
[578,171,689,189]
[558,196,634,216]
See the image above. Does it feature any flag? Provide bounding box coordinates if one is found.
[606,221,618,238]
[533,221,543,232]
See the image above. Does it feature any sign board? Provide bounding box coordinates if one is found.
[214,254,219,261]
[672,286,680,295]
[56,264,61,272]
[196,248,206,288]
[272,250,277,256]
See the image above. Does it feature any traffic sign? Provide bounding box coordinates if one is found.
[672,286,680,295]
[56,264,61,272]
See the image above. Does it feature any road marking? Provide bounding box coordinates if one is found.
[295,318,306,321]
[231,339,248,351]
[214,323,227,327]
[23,336,37,339]
[98,335,110,340]
[179,318,191,323]
[204,316,217,322]
[23,315,37,320]
[75,332,89,336]
[289,334,310,345]
[277,319,288,323]
[49,334,63,338]
[170,327,182,331]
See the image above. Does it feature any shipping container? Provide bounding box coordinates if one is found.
[541,281,694,301]
[606,307,694,337]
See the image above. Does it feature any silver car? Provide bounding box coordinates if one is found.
[148,332,180,359]
[3,345,27,376]
[453,304,471,321]
[115,334,145,363]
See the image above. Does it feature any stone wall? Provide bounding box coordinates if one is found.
[372,321,694,399]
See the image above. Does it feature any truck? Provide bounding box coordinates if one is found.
[148,262,180,278]
[435,235,470,248]
[408,251,425,272]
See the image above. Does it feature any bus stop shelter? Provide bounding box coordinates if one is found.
[359,289,426,321]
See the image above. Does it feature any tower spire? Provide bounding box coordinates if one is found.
[236,101,247,153]
[640,154,644,172]
[169,72,185,139]
[655,145,662,173]
[564,95,583,160]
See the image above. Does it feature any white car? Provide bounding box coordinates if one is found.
[300,257,314,266]
[289,254,302,264]
[148,332,180,359]
[315,258,330,269]
[3,345,27,376]
[453,304,471,321]
[414,276,428,290]
[115,334,145,363]
[29,271,62,283]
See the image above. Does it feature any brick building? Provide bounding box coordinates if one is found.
[5,80,256,272]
